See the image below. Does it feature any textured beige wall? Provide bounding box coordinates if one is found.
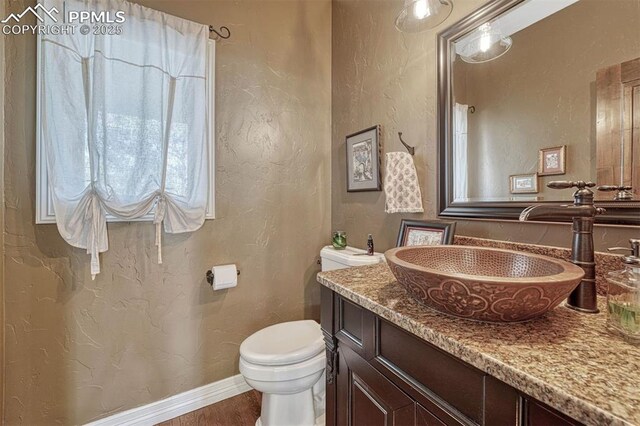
[331,0,639,255]
[0,0,5,419]
[3,0,331,424]
[460,0,640,200]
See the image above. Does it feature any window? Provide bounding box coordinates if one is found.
[37,0,213,276]
[36,41,216,224]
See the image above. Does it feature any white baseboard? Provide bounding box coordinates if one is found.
[85,374,252,426]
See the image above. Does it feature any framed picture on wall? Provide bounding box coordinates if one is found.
[346,125,382,192]
[509,173,539,194]
[538,145,566,176]
[396,220,456,247]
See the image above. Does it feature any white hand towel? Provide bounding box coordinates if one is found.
[384,152,424,214]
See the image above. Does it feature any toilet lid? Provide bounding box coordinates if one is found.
[240,320,324,366]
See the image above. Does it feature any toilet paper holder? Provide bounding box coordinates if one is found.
[206,268,240,285]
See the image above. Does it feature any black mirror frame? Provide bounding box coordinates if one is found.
[436,0,640,226]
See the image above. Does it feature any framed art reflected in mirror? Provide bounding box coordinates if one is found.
[509,173,538,194]
[538,146,566,176]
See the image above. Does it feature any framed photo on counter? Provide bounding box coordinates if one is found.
[396,219,456,247]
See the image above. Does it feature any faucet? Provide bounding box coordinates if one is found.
[519,181,605,313]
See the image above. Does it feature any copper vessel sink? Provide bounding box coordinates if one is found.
[385,246,585,322]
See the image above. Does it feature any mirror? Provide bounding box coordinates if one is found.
[437,0,640,224]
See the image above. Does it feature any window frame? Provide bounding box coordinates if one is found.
[35,37,216,224]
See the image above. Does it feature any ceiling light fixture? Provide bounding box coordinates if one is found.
[395,0,453,33]
[458,22,512,63]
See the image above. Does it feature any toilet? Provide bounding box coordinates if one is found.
[239,245,385,426]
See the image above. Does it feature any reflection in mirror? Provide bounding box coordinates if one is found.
[457,22,512,64]
[449,0,640,203]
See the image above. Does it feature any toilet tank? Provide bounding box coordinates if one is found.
[320,246,385,271]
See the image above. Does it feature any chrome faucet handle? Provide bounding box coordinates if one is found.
[547,181,596,190]
[548,181,599,207]
[597,184,633,201]
[608,247,633,254]
[599,185,632,191]
[608,239,640,256]
[608,239,640,265]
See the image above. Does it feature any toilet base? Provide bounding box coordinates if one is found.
[255,389,322,426]
[256,412,325,426]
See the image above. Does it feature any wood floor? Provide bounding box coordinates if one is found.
[157,390,261,426]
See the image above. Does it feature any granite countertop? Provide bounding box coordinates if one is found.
[317,263,640,426]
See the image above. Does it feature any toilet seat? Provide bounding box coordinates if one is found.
[240,350,326,383]
[240,320,324,366]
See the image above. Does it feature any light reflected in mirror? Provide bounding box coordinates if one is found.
[456,22,512,64]
[450,0,640,203]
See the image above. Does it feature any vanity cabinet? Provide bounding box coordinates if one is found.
[321,287,583,426]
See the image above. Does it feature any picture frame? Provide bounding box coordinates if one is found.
[346,125,382,192]
[538,145,566,176]
[396,219,456,247]
[509,173,539,194]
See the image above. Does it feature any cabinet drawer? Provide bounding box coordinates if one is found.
[339,297,364,344]
[484,375,521,426]
[375,318,484,423]
[335,296,375,358]
[526,399,583,426]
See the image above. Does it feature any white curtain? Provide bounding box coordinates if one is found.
[453,103,469,201]
[41,0,209,277]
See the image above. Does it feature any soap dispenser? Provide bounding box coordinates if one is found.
[607,239,640,342]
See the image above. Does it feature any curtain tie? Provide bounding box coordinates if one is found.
[154,195,167,264]
[88,193,101,280]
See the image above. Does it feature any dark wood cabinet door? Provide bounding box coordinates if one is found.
[339,345,417,426]
[416,404,447,426]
